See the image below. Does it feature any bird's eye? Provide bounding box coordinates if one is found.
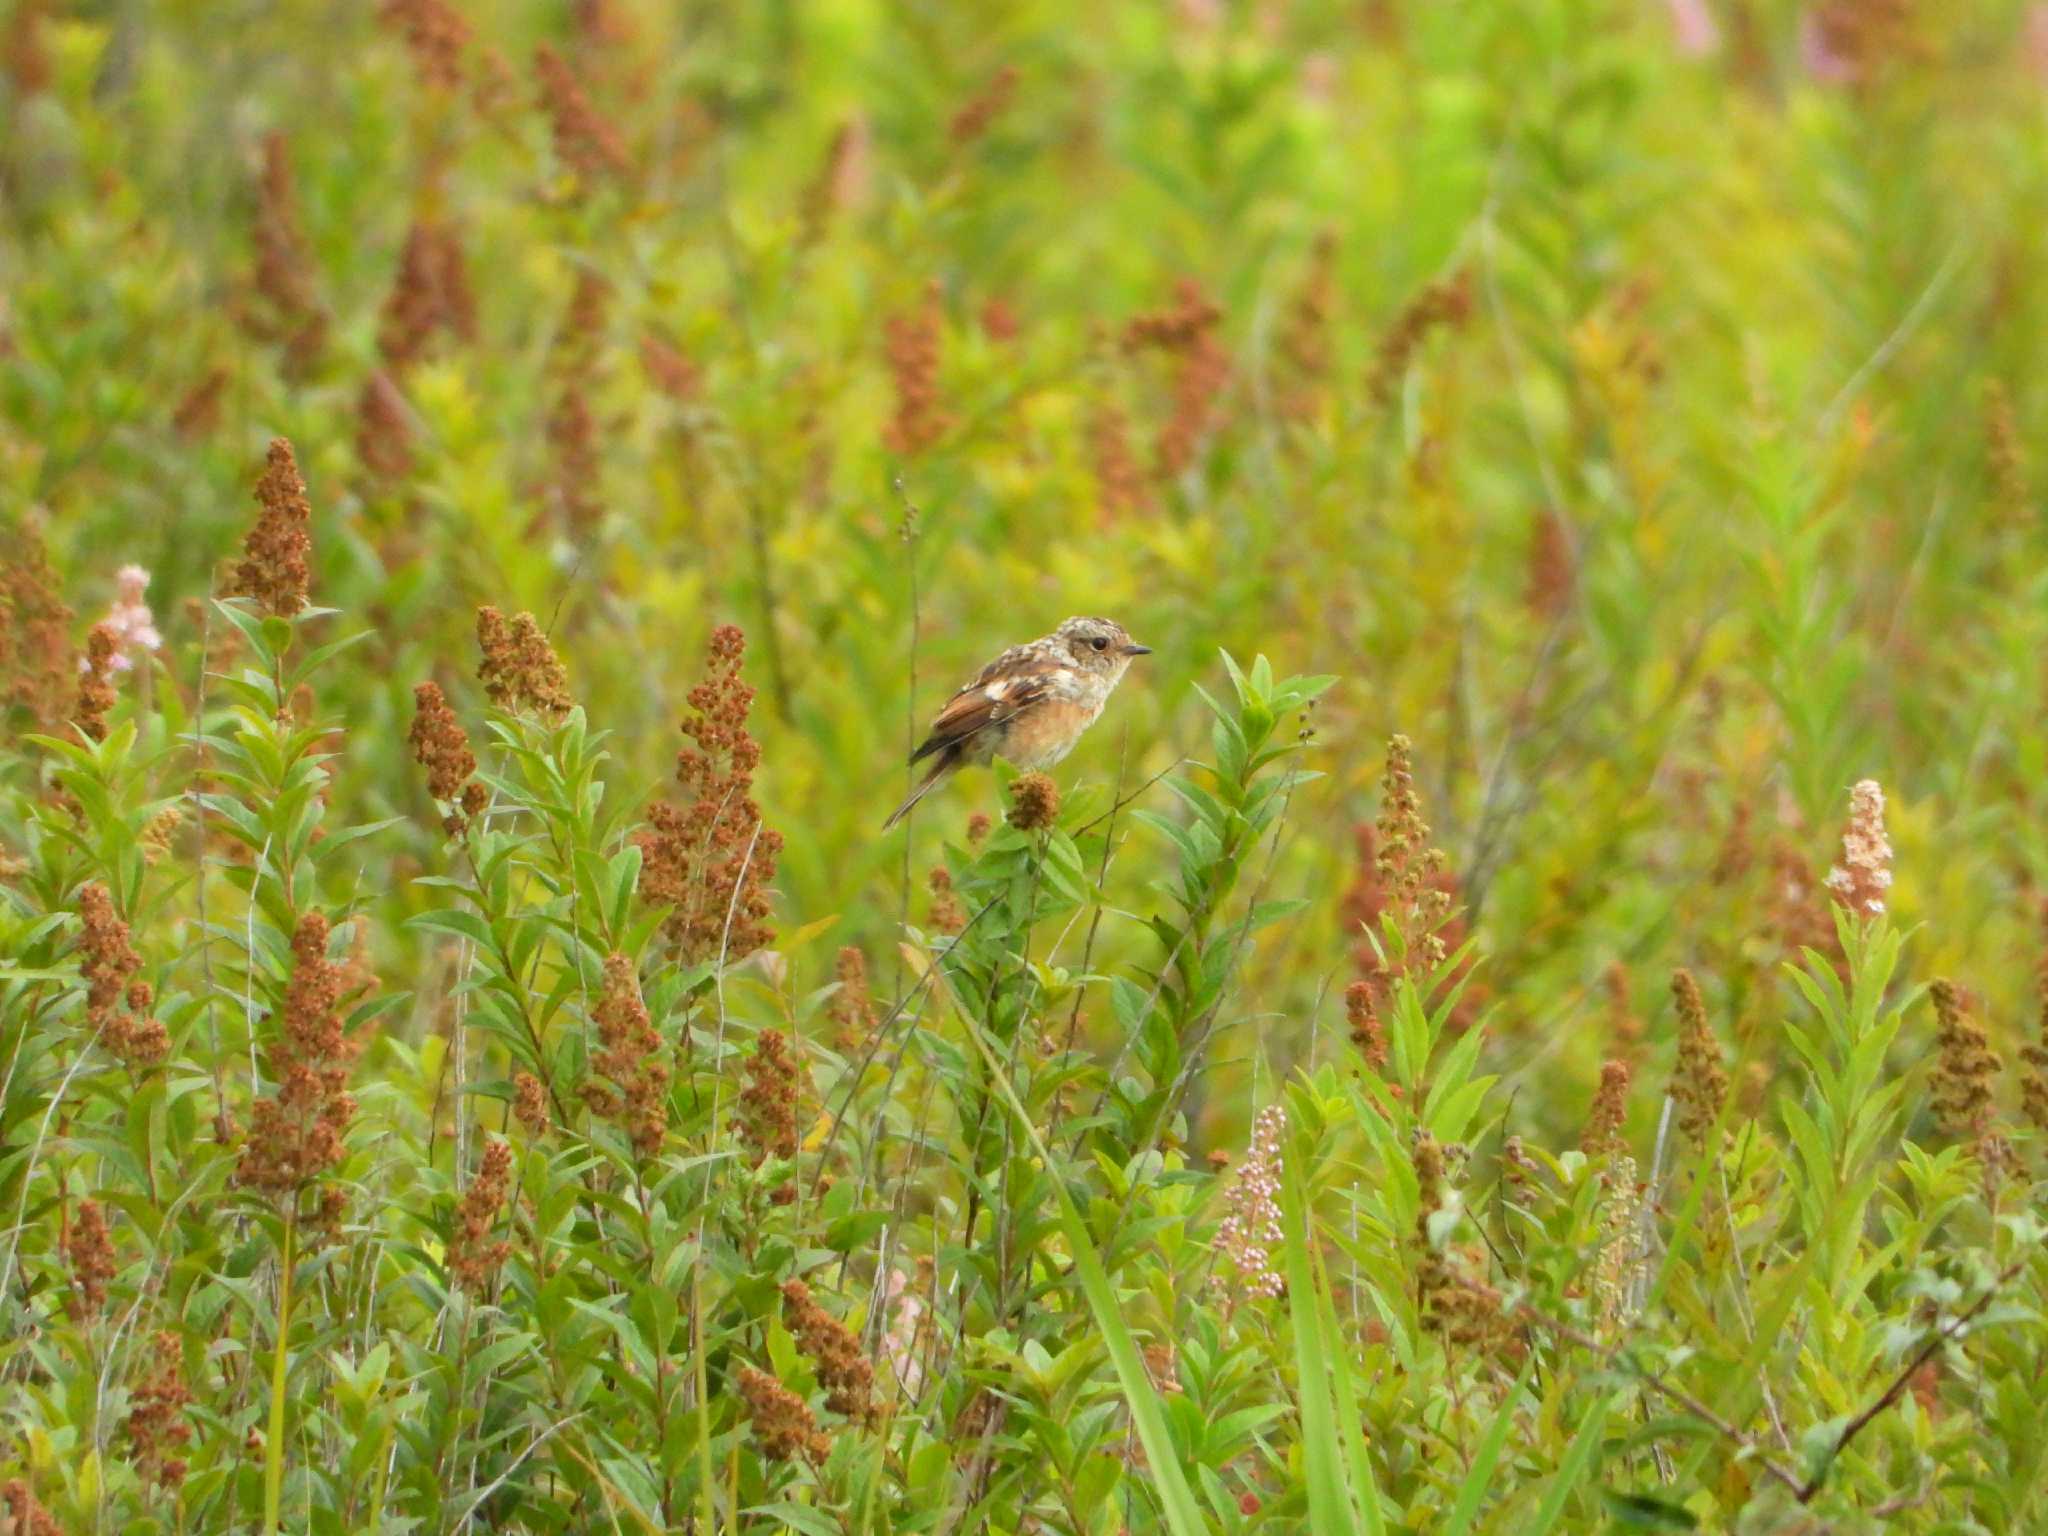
[1090,637,1108,651]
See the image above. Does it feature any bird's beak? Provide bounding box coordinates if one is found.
[1123,643,1152,657]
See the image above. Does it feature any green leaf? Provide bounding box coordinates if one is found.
[958,1017,1206,1536]
[1601,1490,1701,1528]
[744,1503,845,1536]
[1524,1395,1612,1536]
[1441,1351,1537,1536]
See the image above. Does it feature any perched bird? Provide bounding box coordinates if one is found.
[884,616,1152,829]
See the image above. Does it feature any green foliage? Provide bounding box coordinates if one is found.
[6,0,2048,1531]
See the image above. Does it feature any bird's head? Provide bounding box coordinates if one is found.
[1053,616,1152,678]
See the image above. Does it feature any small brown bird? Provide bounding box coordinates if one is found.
[884,616,1152,829]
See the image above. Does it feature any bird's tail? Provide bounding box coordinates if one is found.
[883,753,954,831]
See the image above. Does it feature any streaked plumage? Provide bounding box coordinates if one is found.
[884,616,1151,829]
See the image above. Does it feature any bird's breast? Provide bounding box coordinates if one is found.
[998,695,1104,768]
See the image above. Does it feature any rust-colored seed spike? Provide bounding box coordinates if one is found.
[230,438,315,618]
[631,624,782,962]
[1669,969,1729,1148]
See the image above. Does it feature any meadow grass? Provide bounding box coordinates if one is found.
[3,1,2048,1530]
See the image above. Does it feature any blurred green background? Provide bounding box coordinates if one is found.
[6,0,2047,1143]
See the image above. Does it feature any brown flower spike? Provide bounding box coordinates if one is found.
[1929,980,1998,1142]
[1,1479,62,1536]
[447,1137,514,1293]
[408,680,487,834]
[739,1028,800,1196]
[234,913,361,1202]
[828,946,877,1052]
[73,624,119,743]
[1124,278,1229,481]
[736,1364,828,1463]
[67,1197,115,1316]
[534,45,628,183]
[1,518,75,732]
[781,1279,876,1423]
[76,882,169,1069]
[475,607,573,722]
[1581,1060,1631,1160]
[882,281,952,457]
[1344,979,1387,1071]
[125,1331,193,1489]
[634,624,782,963]
[1669,969,1728,1149]
[1007,771,1060,832]
[582,954,669,1158]
[512,1070,550,1137]
[249,134,328,376]
[377,0,472,93]
[231,438,315,619]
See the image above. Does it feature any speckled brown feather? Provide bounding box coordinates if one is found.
[885,617,1149,829]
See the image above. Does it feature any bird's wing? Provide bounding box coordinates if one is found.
[908,645,1059,765]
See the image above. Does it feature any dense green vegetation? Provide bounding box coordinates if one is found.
[4,0,2048,1530]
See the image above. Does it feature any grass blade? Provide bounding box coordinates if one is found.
[1281,1140,1364,1535]
[961,1016,1208,1536]
[1440,1352,1537,1536]
[1312,1240,1388,1536]
[1524,1393,1612,1536]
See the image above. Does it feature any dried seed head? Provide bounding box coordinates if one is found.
[512,1071,549,1137]
[1123,278,1229,481]
[1669,969,1728,1149]
[827,946,877,1052]
[735,1364,828,1463]
[1580,1060,1631,1160]
[739,1028,800,1193]
[378,218,476,372]
[355,370,416,482]
[1,1478,62,1536]
[1929,979,1998,1142]
[882,281,952,457]
[632,625,782,963]
[125,1331,193,1489]
[1370,270,1473,405]
[534,45,628,183]
[1088,397,1150,520]
[76,882,168,1069]
[948,64,1018,145]
[583,954,668,1158]
[377,0,473,92]
[1006,771,1060,832]
[74,624,119,743]
[1373,737,1453,969]
[2021,920,2048,1136]
[1,517,76,732]
[638,332,700,402]
[447,1137,515,1293]
[781,1279,876,1424]
[926,865,965,934]
[230,438,315,619]
[234,913,361,1201]
[248,134,328,376]
[408,681,479,829]
[66,1197,115,1317]
[1344,980,1386,1071]
[799,116,872,245]
[475,606,573,722]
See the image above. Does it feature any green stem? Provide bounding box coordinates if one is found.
[263,1210,296,1535]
